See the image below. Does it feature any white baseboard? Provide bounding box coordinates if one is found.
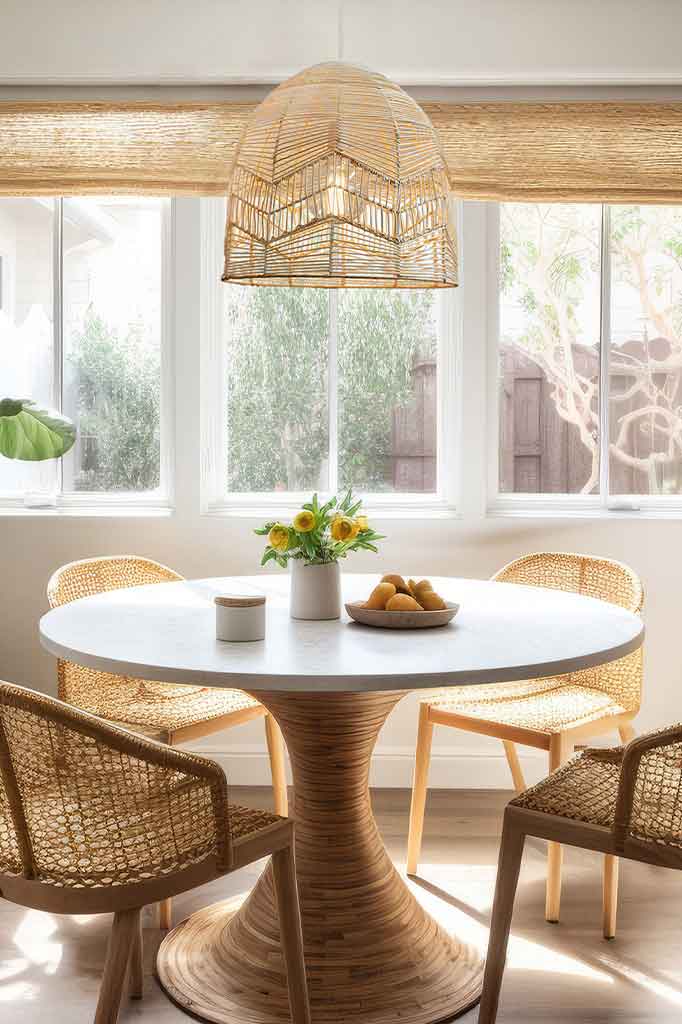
[186,745,550,790]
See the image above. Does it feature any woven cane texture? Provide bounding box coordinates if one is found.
[426,553,643,732]
[0,768,22,876]
[228,804,282,840]
[512,749,622,828]
[223,62,457,288]
[0,682,231,885]
[628,731,682,852]
[512,728,682,859]
[0,683,284,891]
[48,557,262,739]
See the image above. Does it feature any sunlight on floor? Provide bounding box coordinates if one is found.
[405,865,613,984]
[0,958,29,983]
[0,981,38,1003]
[13,911,62,975]
[596,951,682,1008]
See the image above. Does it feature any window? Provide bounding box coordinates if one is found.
[204,200,457,514]
[0,196,171,508]
[494,202,682,508]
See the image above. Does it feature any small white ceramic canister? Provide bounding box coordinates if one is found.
[215,595,265,642]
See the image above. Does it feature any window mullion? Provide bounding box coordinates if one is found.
[328,289,339,493]
[53,197,64,496]
[598,204,611,508]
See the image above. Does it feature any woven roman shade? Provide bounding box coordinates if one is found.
[1,99,682,204]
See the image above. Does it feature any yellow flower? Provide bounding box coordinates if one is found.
[268,524,290,552]
[355,515,369,532]
[293,509,316,533]
[331,515,358,542]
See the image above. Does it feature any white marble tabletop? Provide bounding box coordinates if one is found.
[38,573,644,693]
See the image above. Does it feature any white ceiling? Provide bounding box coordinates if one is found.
[1,0,681,87]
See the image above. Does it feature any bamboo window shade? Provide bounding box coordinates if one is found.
[1,99,682,204]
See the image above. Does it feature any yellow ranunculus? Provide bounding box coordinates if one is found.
[331,515,357,542]
[268,524,290,552]
[293,509,316,533]
[355,515,369,532]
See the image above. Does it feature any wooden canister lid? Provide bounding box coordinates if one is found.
[215,594,266,608]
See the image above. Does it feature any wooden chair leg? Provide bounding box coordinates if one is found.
[479,816,526,1024]
[158,898,172,931]
[619,723,636,744]
[94,908,141,1024]
[602,853,619,940]
[406,703,434,875]
[265,713,288,817]
[545,733,571,923]
[502,740,526,793]
[272,844,311,1024]
[128,908,144,998]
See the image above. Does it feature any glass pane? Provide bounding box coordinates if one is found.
[499,203,602,495]
[338,290,438,493]
[0,197,56,497]
[224,286,329,492]
[609,206,682,496]
[62,197,164,493]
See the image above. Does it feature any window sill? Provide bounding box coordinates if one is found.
[203,498,460,521]
[0,503,174,519]
[488,497,682,520]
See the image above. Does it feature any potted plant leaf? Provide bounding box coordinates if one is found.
[0,398,76,462]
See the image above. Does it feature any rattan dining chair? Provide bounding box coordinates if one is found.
[407,552,644,933]
[479,725,682,1022]
[0,682,310,1024]
[47,555,288,929]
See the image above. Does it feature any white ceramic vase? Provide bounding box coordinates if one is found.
[289,559,341,620]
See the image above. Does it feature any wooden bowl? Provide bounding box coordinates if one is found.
[345,600,459,629]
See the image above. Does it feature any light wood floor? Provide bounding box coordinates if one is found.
[1,786,680,1023]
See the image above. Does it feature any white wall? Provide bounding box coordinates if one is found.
[0,0,681,85]
[0,1,679,791]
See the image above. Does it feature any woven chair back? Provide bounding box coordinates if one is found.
[494,552,644,712]
[47,555,181,608]
[0,682,228,887]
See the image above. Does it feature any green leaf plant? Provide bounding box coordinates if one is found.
[0,398,76,461]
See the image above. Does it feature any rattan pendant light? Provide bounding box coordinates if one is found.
[222,62,457,288]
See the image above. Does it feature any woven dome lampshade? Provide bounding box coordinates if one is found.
[222,62,457,288]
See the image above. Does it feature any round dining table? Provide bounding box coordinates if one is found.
[40,572,643,1024]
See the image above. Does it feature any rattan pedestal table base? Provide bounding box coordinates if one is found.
[157,689,483,1024]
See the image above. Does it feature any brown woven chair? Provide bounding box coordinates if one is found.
[407,552,644,931]
[47,555,288,929]
[479,725,682,1022]
[0,681,310,1024]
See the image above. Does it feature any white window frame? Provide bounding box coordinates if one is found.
[486,200,682,520]
[200,198,461,519]
[0,196,175,515]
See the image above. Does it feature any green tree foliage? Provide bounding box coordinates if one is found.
[226,288,328,492]
[67,308,160,491]
[225,286,436,493]
[338,290,436,491]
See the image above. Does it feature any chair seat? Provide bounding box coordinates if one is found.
[229,804,283,840]
[510,748,623,828]
[66,671,262,736]
[426,677,628,735]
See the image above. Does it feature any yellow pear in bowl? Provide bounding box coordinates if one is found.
[364,582,396,610]
[385,593,423,612]
[419,590,447,611]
